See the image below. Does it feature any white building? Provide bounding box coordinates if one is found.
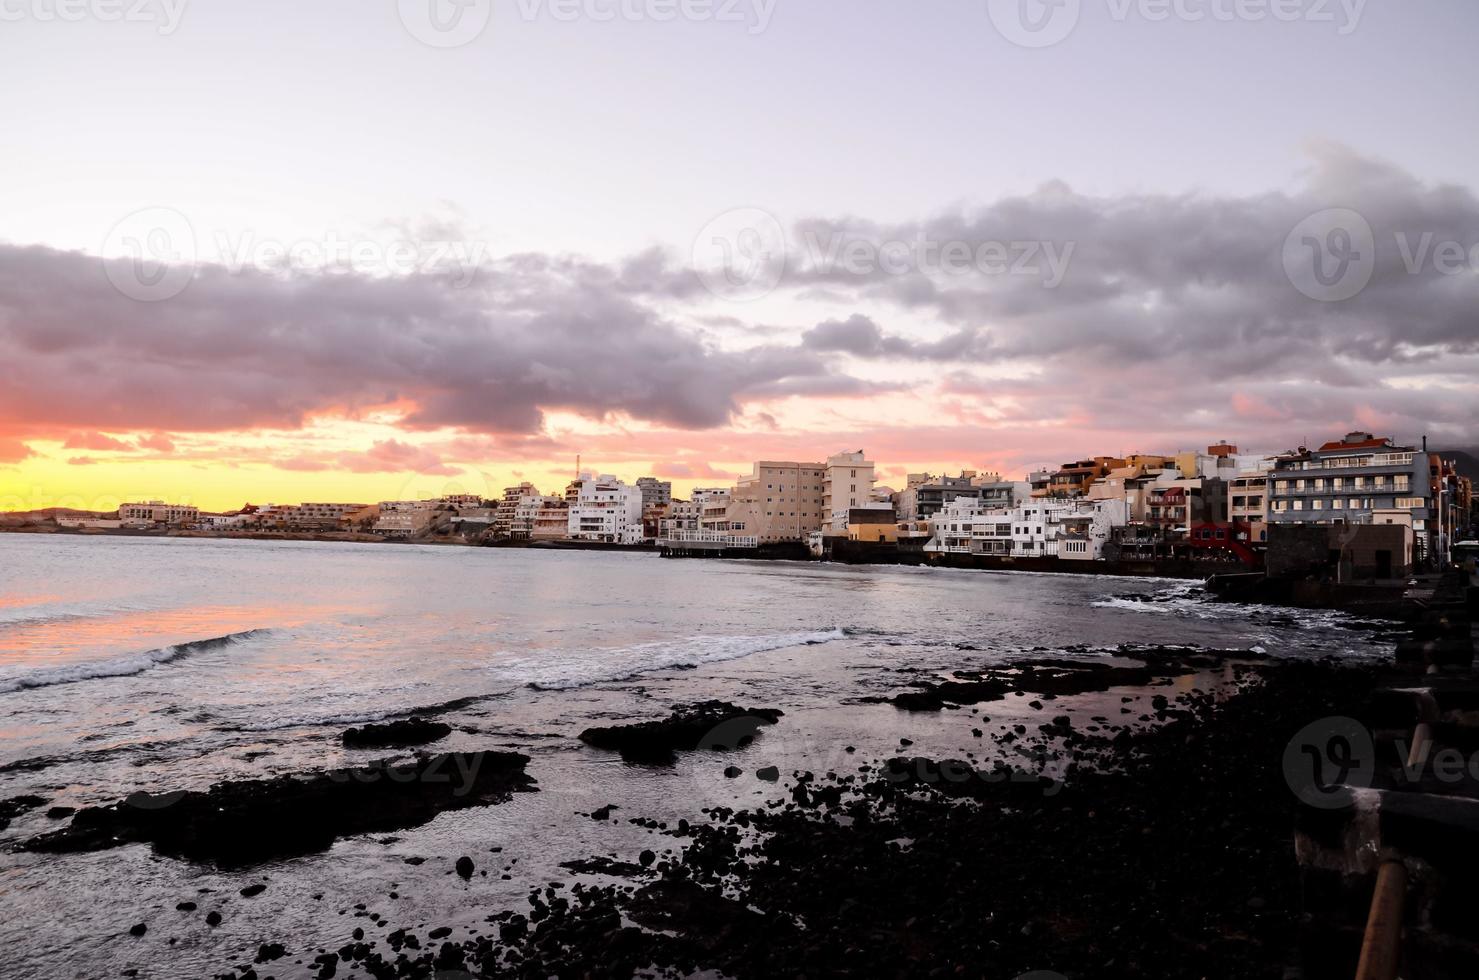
[197,514,249,530]
[510,493,557,539]
[926,496,1128,560]
[567,474,645,544]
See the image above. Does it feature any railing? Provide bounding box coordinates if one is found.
[1270,482,1411,496]
[1278,453,1416,471]
[661,530,760,548]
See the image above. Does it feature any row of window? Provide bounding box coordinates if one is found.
[1271,497,1427,512]
[1274,476,1411,493]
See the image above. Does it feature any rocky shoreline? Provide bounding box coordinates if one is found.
[131,643,1408,980]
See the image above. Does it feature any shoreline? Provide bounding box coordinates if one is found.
[0,522,1278,587]
[1,561,1463,979]
[185,646,1410,979]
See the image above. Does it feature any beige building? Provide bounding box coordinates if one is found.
[120,501,200,526]
[728,461,827,543]
[530,498,571,540]
[823,450,877,532]
[494,483,541,537]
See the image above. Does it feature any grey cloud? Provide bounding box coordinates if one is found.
[0,244,838,436]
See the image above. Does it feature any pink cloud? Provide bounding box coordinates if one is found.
[651,460,741,481]
[67,456,98,466]
[342,439,458,476]
[62,432,134,452]
[0,438,35,463]
[137,433,177,452]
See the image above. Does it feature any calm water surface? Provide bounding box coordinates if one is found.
[0,535,1390,978]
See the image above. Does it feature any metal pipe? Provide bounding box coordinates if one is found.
[1352,706,1436,980]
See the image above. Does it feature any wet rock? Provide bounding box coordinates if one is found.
[240,883,266,898]
[560,856,649,877]
[578,701,784,763]
[455,856,475,879]
[205,911,222,927]
[590,804,618,821]
[22,752,536,867]
[341,717,452,749]
[0,794,47,831]
[45,805,76,819]
[756,766,780,782]
[175,901,197,912]
[128,922,147,937]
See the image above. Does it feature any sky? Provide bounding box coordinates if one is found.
[2,0,1477,512]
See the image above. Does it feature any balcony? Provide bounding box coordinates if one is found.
[1277,453,1415,472]
[1270,482,1410,496]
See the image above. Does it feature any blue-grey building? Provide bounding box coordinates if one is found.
[1266,432,1433,561]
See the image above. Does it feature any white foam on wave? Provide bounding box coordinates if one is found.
[1090,596,1178,614]
[0,629,267,694]
[497,627,848,691]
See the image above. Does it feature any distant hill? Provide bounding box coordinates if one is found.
[1439,448,1479,482]
[0,508,116,521]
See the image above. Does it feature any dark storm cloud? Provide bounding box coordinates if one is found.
[783,143,1479,375]
[0,245,833,436]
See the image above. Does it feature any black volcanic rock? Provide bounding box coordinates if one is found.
[0,794,48,831]
[22,752,535,867]
[578,701,784,762]
[341,717,452,749]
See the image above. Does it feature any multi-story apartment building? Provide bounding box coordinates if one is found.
[698,488,735,534]
[119,501,200,526]
[288,502,369,530]
[728,461,827,542]
[895,471,1008,521]
[1035,457,1126,499]
[567,475,645,544]
[373,499,443,537]
[925,496,1127,559]
[661,497,702,537]
[1267,432,1433,559]
[510,493,556,539]
[530,498,570,540]
[494,483,541,537]
[822,450,877,532]
[1144,477,1228,530]
[635,477,673,509]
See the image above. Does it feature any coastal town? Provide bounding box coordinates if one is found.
[14,431,1477,581]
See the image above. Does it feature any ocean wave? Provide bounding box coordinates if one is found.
[0,629,267,694]
[213,692,504,734]
[502,627,848,691]
[0,599,150,628]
